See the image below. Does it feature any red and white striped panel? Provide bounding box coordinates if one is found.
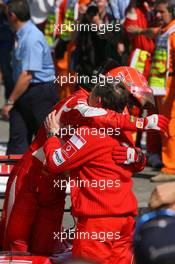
[0,164,14,176]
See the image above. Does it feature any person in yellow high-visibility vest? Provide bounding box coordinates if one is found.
[124,0,164,170]
[54,0,90,100]
[149,0,175,181]
[124,0,156,79]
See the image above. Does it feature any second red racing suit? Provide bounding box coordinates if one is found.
[1,87,164,254]
[43,127,146,264]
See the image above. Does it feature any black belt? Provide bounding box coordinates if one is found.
[29,81,54,88]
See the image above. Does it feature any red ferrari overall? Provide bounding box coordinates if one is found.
[43,127,146,264]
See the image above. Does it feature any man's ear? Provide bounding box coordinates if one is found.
[8,11,17,21]
[93,96,102,107]
[11,12,17,20]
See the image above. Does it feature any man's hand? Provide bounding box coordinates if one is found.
[1,71,32,121]
[144,114,169,133]
[79,4,87,15]
[1,104,13,120]
[112,146,144,165]
[121,114,169,133]
[149,183,175,210]
[127,25,143,35]
[44,110,60,135]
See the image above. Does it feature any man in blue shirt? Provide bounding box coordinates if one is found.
[1,0,58,154]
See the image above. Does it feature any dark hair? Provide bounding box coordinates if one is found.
[96,59,120,75]
[78,59,120,92]
[155,0,175,18]
[8,0,30,21]
[93,81,129,113]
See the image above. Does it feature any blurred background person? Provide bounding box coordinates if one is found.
[124,0,156,79]
[54,0,90,99]
[54,0,129,100]
[1,0,58,154]
[72,0,127,80]
[124,0,163,170]
[134,209,175,264]
[149,0,175,182]
[0,1,14,100]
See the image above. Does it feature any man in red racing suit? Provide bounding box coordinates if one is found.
[1,72,169,255]
[43,127,140,264]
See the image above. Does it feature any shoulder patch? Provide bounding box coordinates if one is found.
[69,134,87,149]
[62,142,77,158]
[53,148,65,166]
[136,118,144,129]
